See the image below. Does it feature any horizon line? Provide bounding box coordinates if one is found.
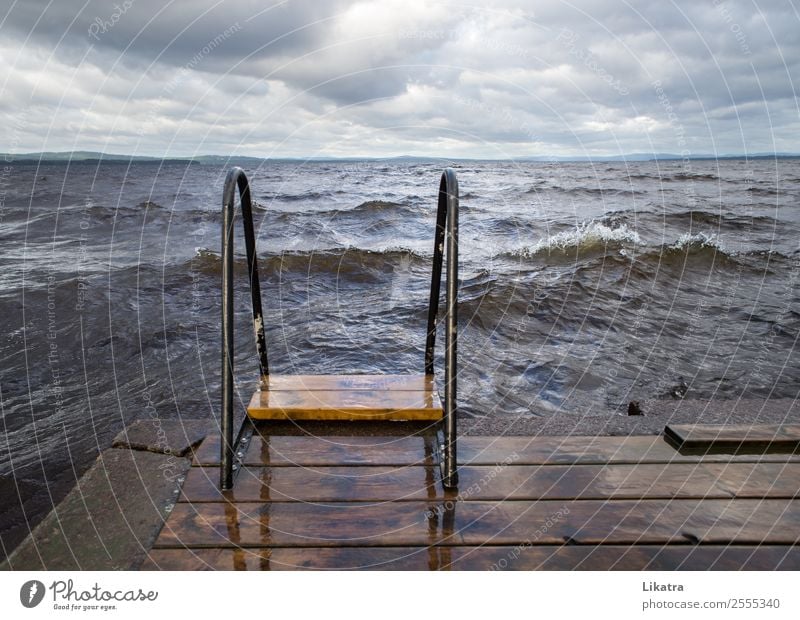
[4,149,800,163]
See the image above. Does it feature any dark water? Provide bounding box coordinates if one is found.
[1,158,799,556]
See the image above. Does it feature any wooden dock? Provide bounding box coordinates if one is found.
[143,424,800,570]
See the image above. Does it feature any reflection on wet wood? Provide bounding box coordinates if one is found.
[192,437,221,466]
[194,433,800,467]
[247,375,442,421]
[179,462,800,503]
[142,544,800,571]
[168,428,800,571]
[264,375,436,391]
[665,424,800,454]
[153,499,800,548]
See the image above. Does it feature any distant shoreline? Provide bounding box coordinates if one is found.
[3,151,800,166]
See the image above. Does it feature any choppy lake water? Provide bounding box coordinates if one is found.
[1,157,798,556]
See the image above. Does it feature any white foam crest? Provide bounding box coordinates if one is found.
[671,231,720,250]
[515,221,642,257]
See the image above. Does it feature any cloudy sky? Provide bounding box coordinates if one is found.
[1,0,798,158]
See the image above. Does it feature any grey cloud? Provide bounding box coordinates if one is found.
[4,1,341,62]
[0,0,797,157]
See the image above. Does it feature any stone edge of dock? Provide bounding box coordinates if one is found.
[0,419,211,571]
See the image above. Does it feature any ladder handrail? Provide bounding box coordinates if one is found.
[219,166,459,490]
[220,167,268,489]
[425,168,459,488]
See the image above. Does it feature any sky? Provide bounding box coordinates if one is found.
[1,0,798,158]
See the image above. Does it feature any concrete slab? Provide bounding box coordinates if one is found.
[0,448,190,570]
[111,418,210,456]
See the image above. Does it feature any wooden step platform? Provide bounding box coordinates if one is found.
[144,424,800,570]
[247,374,443,421]
[665,423,800,454]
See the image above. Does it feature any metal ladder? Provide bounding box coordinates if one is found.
[219,167,460,490]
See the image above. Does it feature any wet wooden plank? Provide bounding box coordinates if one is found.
[182,464,435,503]
[455,435,798,465]
[244,435,435,467]
[666,424,800,454]
[178,463,800,503]
[192,436,221,466]
[264,375,436,391]
[247,388,442,421]
[193,434,800,467]
[153,499,800,548]
[143,544,800,571]
[705,462,800,498]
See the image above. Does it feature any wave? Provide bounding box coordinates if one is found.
[349,200,408,214]
[499,220,794,271]
[255,199,417,218]
[458,245,795,326]
[668,173,718,181]
[257,190,341,203]
[639,209,779,230]
[136,200,164,209]
[637,233,793,270]
[746,186,779,196]
[189,227,795,279]
[528,185,647,197]
[459,269,498,302]
[188,245,428,278]
[670,231,720,251]
[622,172,718,182]
[507,222,642,259]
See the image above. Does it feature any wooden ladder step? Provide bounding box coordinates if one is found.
[247,374,443,421]
[665,424,800,454]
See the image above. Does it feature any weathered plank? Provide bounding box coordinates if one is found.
[142,544,800,571]
[153,499,800,548]
[193,434,800,467]
[705,462,800,498]
[666,424,800,454]
[192,436,222,466]
[178,463,800,503]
